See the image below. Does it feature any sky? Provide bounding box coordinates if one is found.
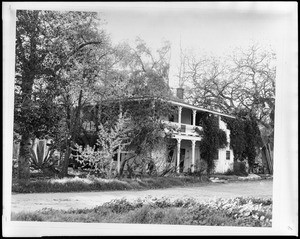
[99,2,290,88]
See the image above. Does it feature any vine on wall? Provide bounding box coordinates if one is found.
[221,112,263,172]
[198,113,228,174]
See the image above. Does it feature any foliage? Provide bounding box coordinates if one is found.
[223,117,246,161]
[187,160,208,177]
[28,139,60,175]
[14,9,174,180]
[243,114,263,169]
[14,92,63,140]
[14,10,108,178]
[14,10,104,137]
[73,115,132,178]
[233,161,248,176]
[223,167,235,176]
[12,196,272,227]
[72,98,176,179]
[222,111,263,171]
[122,99,176,154]
[123,38,172,98]
[93,98,176,178]
[198,113,228,174]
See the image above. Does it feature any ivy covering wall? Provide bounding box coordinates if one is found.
[221,112,263,171]
[198,113,228,174]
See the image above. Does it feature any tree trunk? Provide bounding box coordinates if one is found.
[18,72,35,180]
[108,157,114,178]
[119,155,135,178]
[18,136,31,180]
[60,143,71,177]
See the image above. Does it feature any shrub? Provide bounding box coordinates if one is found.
[195,160,208,175]
[233,161,248,176]
[101,198,138,213]
[224,168,234,175]
[29,139,60,175]
[11,211,44,221]
[126,205,186,224]
[11,196,272,227]
[73,115,133,178]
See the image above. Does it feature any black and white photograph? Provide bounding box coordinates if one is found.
[2,2,298,236]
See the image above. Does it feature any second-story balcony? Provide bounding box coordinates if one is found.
[162,120,202,138]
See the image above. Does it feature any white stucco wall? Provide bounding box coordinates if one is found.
[213,117,234,173]
[214,148,234,173]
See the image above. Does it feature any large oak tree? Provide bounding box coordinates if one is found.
[14,10,108,178]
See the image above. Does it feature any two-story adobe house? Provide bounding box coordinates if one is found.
[81,88,236,175]
[151,88,235,174]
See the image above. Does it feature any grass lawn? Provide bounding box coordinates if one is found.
[12,167,271,194]
[11,196,272,227]
[12,173,210,193]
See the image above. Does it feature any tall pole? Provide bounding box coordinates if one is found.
[176,138,181,173]
[192,109,197,127]
[178,106,182,133]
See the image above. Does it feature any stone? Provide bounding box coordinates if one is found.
[210,179,227,183]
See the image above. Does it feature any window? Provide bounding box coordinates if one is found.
[226,151,230,160]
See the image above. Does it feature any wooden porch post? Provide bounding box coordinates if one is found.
[191,140,196,173]
[176,138,181,173]
[192,110,197,127]
[178,106,182,126]
[178,106,182,135]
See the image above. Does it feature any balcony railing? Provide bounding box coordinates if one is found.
[162,121,202,137]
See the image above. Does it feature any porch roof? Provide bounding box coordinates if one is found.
[92,95,236,119]
[167,99,236,119]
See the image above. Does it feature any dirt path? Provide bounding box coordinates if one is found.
[11,180,273,213]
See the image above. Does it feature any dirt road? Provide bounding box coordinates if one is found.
[11,180,272,213]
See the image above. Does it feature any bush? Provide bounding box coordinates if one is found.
[233,161,248,176]
[126,206,185,224]
[195,160,208,175]
[11,196,272,227]
[224,168,234,175]
[11,211,44,221]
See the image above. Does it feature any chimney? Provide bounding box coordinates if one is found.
[176,88,184,99]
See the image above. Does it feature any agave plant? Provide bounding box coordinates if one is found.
[29,139,60,174]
